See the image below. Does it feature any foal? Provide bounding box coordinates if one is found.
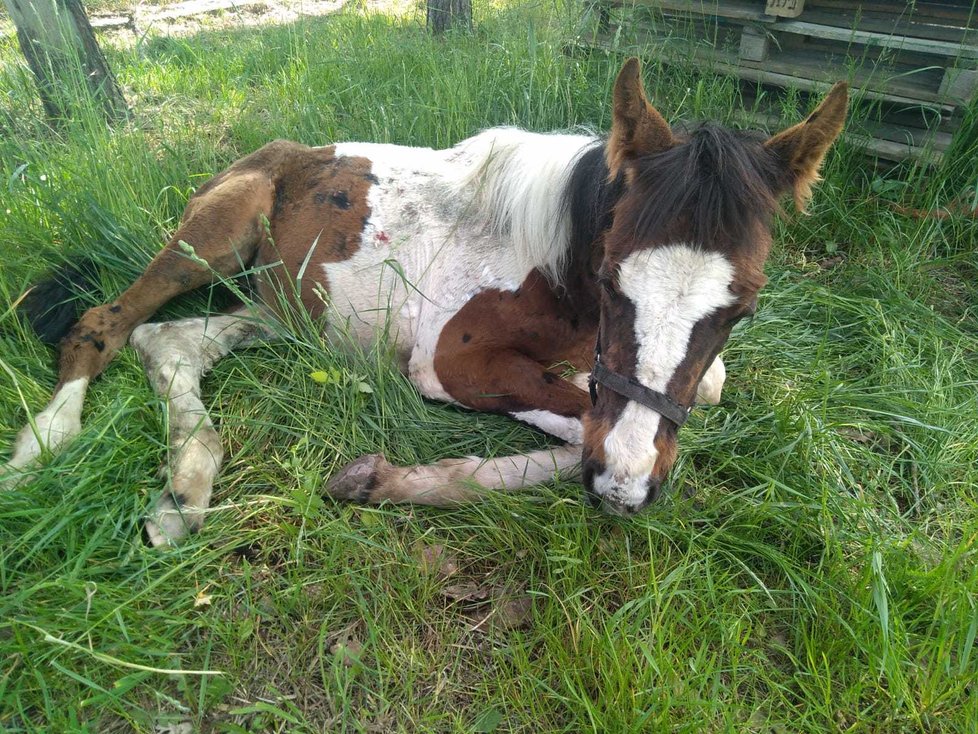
[3,59,847,545]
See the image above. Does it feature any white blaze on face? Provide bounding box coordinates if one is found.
[593,244,736,508]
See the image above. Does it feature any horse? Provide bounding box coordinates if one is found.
[2,58,847,546]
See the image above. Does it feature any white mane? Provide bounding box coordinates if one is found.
[446,127,599,284]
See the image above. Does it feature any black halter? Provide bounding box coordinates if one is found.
[587,333,692,429]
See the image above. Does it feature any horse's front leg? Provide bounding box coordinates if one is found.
[327,445,582,506]
[327,343,589,506]
[325,345,729,507]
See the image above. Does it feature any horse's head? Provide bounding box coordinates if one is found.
[582,58,847,514]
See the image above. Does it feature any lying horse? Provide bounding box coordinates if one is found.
[3,59,847,546]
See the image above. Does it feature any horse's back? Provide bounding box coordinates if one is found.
[207,129,597,386]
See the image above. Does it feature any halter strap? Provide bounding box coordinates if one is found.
[587,335,692,429]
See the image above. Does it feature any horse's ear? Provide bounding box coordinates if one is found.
[765,82,848,212]
[606,57,675,179]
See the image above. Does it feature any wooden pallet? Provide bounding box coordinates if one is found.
[580,0,978,162]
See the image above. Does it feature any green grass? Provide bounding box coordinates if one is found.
[2,2,978,732]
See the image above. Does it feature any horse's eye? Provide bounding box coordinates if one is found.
[598,274,617,294]
[725,300,757,327]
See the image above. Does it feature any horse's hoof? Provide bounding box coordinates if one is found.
[326,454,388,503]
[143,492,202,548]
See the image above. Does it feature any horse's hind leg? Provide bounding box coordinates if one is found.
[131,308,268,547]
[3,167,274,482]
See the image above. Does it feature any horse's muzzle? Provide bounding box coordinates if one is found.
[582,457,661,515]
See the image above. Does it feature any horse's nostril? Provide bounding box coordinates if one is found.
[581,459,603,508]
[647,477,662,503]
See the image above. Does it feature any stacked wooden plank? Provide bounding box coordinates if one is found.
[581,0,978,163]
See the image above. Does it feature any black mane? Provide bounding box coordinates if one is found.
[561,124,786,276]
[561,143,623,282]
[631,123,785,249]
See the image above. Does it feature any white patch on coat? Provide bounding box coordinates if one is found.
[446,128,598,284]
[323,131,596,404]
[568,371,591,393]
[593,245,736,508]
[3,377,89,479]
[511,410,583,444]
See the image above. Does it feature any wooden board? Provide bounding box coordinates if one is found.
[581,0,977,162]
[773,19,978,59]
[613,0,978,44]
[800,7,977,45]
[608,0,768,22]
[591,26,955,109]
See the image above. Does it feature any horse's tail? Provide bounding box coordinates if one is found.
[18,258,101,345]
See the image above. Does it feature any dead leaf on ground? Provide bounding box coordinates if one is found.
[465,594,534,633]
[818,255,844,270]
[838,428,880,445]
[415,542,459,580]
[330,637,363,668]
[193,587,213,608]
[439,580,534,633]
[467,594,533,632]
[440,582,492,603]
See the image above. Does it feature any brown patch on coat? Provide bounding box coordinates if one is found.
[650,430,678,480]
[434,269,597,418]
[581,413,610,466]
[252,143,375,317]
[584,285,639,432]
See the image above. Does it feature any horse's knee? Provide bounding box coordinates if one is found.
[129,322,159,353]
[695,356,726,405]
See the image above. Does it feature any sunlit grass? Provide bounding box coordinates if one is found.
[1,2,977,732]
